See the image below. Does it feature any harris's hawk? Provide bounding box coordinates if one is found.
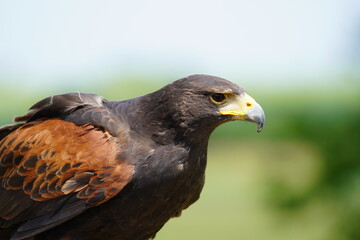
[0,74,265,240]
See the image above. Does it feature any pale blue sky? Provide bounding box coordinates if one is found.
[0,0,359,90]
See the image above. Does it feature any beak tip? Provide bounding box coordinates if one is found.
[257,122,264,132]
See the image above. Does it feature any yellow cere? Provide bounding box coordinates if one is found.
[218,93,256,118]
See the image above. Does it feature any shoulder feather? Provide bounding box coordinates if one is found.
[14,92,105,122]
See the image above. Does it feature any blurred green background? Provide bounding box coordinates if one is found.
[1,1,360,239]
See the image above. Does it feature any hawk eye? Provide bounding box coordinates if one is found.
[210,93,226,103]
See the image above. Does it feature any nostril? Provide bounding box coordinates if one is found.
[246,102,252,107]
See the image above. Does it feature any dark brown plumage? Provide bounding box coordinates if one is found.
[0,74,265,240]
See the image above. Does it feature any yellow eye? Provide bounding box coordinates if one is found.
[210,93,226,104]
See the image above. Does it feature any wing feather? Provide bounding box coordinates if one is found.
[0,93,134,239]
[0,119,134,239]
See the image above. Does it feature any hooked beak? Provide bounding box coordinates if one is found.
[219,93,265,132]
[245,102,265,132]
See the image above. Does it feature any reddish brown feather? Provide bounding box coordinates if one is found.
[0,119,134,207]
